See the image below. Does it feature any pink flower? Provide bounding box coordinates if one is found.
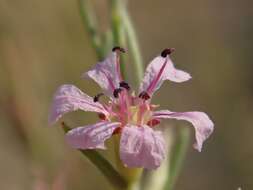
[49,47,214,169]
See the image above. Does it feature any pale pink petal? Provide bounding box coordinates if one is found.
[153,110,214,151]
[66,121,120,149]
[48,85,108,125]
[84,52,120,96]
[120,124,166,169]
[139,56,191,96]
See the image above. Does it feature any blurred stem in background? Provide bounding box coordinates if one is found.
[78,0,104,60]
[109,0,127,78]
[165,127,190,190]
[78,0,190,190]
[121,6,144,83]
[79,0,143,82]
[109,0,144,83]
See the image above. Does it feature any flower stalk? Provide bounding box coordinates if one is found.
[113,135,143,190]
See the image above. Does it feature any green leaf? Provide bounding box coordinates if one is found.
[61,122,128,190]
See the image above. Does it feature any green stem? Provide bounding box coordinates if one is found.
[110,0,127,79]
[110,0,144,83]
[62,122,128,190]
[78,0,104,60]
[121,8,144,83]
[113,135,143,190]
[165,127,190,190]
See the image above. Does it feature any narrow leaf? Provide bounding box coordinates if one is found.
[61,122,128,189]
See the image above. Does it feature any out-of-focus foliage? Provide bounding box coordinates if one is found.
[0,0,252,189]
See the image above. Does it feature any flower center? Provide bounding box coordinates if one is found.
[110,91,154,127]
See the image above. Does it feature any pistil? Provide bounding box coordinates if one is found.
[146,48,175,94]
[112,46,125,82]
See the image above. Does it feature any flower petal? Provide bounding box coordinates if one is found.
[139,56,191,96]
[84,52,120,96]
[153,110,214,151]
[48,85,108,125]
[66,121,120,149]
[120,125,166,169]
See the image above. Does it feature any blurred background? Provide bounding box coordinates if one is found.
[0,0,252,189]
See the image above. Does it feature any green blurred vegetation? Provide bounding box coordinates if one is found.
[0,0,253,189]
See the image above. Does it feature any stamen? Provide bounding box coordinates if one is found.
[93,93,104,102]
[119,81,130,90]
[113,88,123,98]
[161,48,175,58]
[146,48,174,94]
[138,91,150,100]
[112,46,126,53]
[98,113,106,120]
[113,127,122,135]
[112,46,126,82]
[147,119,160,127]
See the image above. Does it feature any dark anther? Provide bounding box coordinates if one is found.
[61,122,71,133]
[93,93,104,102]
[113,88,123,98]
[161,48,175,58]
[147,119,161,127]
[112,46,126,53]
[98,113,106,120]
[113,127,122,135]
[138,91,150,100]
[119,81,130,90]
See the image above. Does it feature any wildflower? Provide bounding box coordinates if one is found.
[49,47,214,169]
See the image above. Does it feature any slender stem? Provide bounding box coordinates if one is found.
[165,127,190,190]
[101,30,114,58]
[110,0,127,79]
[140,128,173,190]
[121,8,144,83]
[113,135,142,190]
[110,0,144,83]
[61,122,128,190]
[78,0,104,60]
